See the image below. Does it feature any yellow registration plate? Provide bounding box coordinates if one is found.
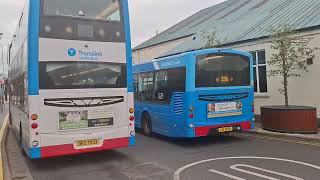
[218,127,233,133]
[76,139,99,147]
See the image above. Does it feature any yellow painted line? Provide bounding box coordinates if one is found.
[0,115,9,180]
[236,133,320,147]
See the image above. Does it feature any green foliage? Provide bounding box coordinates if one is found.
[201,30,221,49]
[269,25,319,106]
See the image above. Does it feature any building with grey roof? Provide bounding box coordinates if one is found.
[132,0,320,119]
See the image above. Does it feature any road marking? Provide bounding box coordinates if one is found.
[174,157,320,180]
[0,115,9,180]
[209,169,246,180]
[230,164,303,180]
[209,164,304,180]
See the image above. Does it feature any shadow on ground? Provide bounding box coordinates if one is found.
[136,129,245,149]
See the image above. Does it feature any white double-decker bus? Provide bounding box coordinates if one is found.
[8,0,135,159]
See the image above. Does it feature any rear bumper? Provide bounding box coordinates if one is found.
[28,136,135,159]
[195,121,253,137]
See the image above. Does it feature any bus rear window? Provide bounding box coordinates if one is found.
[196,54,250,88]
[39,62,127,89]
[43,0,121,22]
[40,0,124,42]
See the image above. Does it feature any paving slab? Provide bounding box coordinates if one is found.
[5,129,33,180]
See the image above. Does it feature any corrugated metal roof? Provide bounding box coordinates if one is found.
[133,0,320,56]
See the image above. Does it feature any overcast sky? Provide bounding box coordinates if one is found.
[0,0,226,47]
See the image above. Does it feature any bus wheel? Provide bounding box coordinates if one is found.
[142,113,152,136]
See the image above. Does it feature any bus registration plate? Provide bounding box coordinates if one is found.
[75,139,100,148]
[218,127,233,133]
[208,102,242,118]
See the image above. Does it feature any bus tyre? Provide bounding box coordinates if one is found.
[142,114,152,136]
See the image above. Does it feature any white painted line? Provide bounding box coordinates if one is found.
[209,169,246,180]
[230,164,304,180]
[174,157,320,180]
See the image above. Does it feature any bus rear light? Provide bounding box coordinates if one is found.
[31,123,38,129]
[129,116,135,121]
[130,131,135,136]
[32,141,39,147]
[129,108,135,114]
[31,114,38,120]
[189,106,195,112]
[189,114,194,119]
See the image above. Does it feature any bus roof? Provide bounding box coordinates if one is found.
[133,48,252,73]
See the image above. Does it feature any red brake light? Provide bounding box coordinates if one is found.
[31,123,38,129]
[189,114,194,119]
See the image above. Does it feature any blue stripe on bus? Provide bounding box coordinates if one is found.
[28,0,40,95]
[29,147,41,159]
[122,0,133,93]
[129,136,136,146]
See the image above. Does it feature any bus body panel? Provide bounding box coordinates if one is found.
[193,87,254,137]
[38,38,126,63]
[36,89,129,135]
[28,0,40,96]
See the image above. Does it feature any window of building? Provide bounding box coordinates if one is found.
[251,50,268,93]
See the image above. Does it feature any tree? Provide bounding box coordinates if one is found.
[200,30,221,49]
[268,25,319,106]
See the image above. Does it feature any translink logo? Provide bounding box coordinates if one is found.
[68,48,77,57]
[67,47,103,60]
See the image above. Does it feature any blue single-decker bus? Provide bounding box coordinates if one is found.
[133,48,254,138]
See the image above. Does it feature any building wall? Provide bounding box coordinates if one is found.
[226,29,320,118]
[132,29,320,117]
[132,36,190,64]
